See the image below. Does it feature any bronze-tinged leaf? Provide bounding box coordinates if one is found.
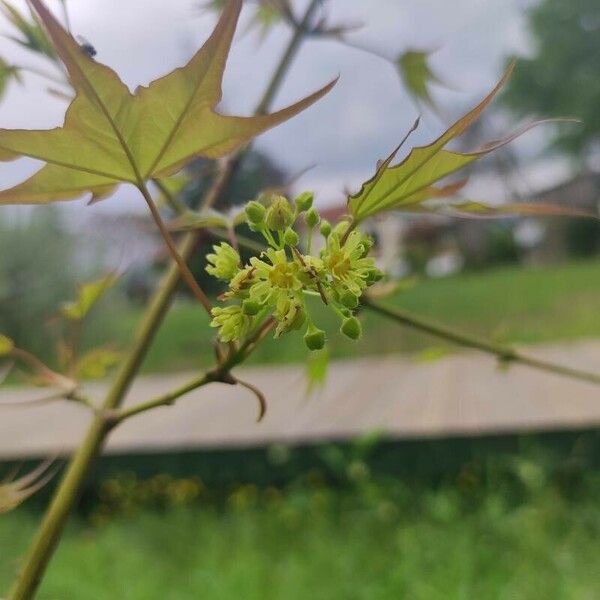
[347,64,582,224]
[410,200,597,219]
[0,0,335,205]
[0,459,56,514]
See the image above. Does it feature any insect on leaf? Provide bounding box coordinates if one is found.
[348,63,583,225]
[60,274,118,321]
[0,0,335,205]
[397,49,444,111]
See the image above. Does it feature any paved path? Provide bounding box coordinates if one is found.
[1,340,600,459]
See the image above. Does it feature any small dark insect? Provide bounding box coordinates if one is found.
[76,35,97,58]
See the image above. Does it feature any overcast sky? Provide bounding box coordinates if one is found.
[0,0,555,221]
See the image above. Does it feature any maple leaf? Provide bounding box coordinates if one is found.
[0,0,335,205]
[396,49,445,112]
[347,63,585,226]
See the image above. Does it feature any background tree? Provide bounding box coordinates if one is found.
[502,0,600,158]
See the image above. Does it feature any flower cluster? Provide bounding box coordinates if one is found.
[206,192,383,350]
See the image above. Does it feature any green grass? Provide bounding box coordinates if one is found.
[3,491,600,599]
[108,260,600,372]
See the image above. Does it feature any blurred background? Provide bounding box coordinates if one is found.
[1,0,600,598]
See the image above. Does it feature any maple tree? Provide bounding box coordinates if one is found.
[0,2,598,599]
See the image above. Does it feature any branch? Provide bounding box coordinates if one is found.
[363,298,600,386]
[108,373,209,426]
[137,181,213,315]
[110,318,275,426]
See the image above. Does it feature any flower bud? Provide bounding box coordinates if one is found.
[341,316,362,340]
[294,191,314,212]
[283,227,300,247]
[339,290,359,309]
[266,196,294,231]
[245,200,266,225]
[320,219,332,238]
[305,207,320,228]
[332,220,351,238]
[365,268,384,284]
[242,299,262,316]
[304,323,326,351]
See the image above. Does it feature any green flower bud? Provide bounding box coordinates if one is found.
[242,299,262,316]
[266,196,294,231]
[283,227,300,247]
[245,200,266,225]
[332,220,351,238]
[365,268,384,284]
[294,191,314,212]
[320,219,332,238]
[305,207,320,228]
[339,290,359,309]
[341,316,362,340]
[304,323,326,351]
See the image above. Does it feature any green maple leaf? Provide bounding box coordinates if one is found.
[348,64,583,225]
[0,0,334,205]
[396,49,444,111]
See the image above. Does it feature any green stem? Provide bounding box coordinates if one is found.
[364,298,600,386]
[138,181,213,315]
[111,318,276,426]
[109,374,210,425]
[7,5,318,597]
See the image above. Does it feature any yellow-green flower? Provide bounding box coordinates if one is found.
[248,249,303,306]
[273,295,306,337]
[205,243,240,282]
[210,306,250,342]
[322,230,378,297]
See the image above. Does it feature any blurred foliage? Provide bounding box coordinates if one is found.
[565,218,600,257]
[502,0,600,156]
[0,208,78,358]
[396,49,444,112]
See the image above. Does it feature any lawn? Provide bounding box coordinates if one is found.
[107,260,600,372]
[2,488,599,599]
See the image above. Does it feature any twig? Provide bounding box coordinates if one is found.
[363,298,600,386]
[137,181,213,315]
